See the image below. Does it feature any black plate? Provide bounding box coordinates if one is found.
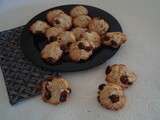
[20,4,122,72]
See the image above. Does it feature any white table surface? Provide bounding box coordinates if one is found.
[0,0,160,120]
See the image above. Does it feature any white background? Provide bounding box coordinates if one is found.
[0,0,160,120]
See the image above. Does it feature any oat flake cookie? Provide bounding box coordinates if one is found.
[70,5,88,18]
[105,64,137,89]
[72,27,88,40]
[45,27,64,42]
[57,31,76,52]
[97,83,126,111]
[46,9,64,25]
[69,39,93,61]
[30,20,50,34]
[52,13,72,30]
[41,41,63,64]
[103,32,127,48]
[41,75,71,105]
[73,15,91,28]
[89,18,109,35]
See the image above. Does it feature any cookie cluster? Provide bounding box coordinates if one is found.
[97,64,137,111]
[29,6,127,64]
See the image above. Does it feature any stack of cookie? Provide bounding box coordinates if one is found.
[29,6,127,63]
[97,64,137,111]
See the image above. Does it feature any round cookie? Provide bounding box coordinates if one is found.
[41,75,71,105]
[81,31,101,49]
[73,15,91,28]
[30,20,50,34]
[41,41,63,64]
[57,31,76,52]
[46,9,64,25]
[89,18,109,35]
[103,32,127,48]
[97,83,126,111]
[105,64,137,89]
[72,27,88,40]
[53,13,72,30]
[70,6,88,18]
[45,27,64,42]
[69,39,93,61]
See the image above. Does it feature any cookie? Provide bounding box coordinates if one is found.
[53,13,72,30]
[57,31,76,52]
[41,41,63,64]
[89,18,109,35]
[72,27,88,40]
[41,75,71,105]
[73,15,91,28]
[81,31,101,49]
[97,83,126,111]
[46,9,64,25]
[103,32,127,48]
[105,64,137,89]
[69,39,93,61]
[30,20,50,34]
[70,6,88,18]
[45,27,64,42]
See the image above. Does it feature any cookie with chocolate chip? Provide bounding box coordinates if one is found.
[105,64,137,89]
[97,83,126,111]
[41,41,63,64]
[103,32,127,48]
[69,39,93,61]
[41,75,71,105]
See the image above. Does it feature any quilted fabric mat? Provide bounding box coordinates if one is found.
[0,26,53,105]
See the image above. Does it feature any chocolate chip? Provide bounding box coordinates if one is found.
[105,66,111,75]
[111,40,118,47]
[120,75,132,85]
[105,36,110,41]
[44,91,51,100]
[84,46,92,52]
[46,76,53,81]
[60,90,68,102]
[67,42,72,47]
[44,84,51,100]
[48,36,56,43]
[98,84,106,90]
[109,94,119,103]
[97,96,100,103]
[54,20,60,24]
[78,42,85,49]
[46,57,56,64]
[67,88,72,93]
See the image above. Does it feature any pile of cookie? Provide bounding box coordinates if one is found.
[30,6,127,63]
[97,64,137,110]
[40,64,136,111]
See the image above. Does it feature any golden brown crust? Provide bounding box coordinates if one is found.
[45,27,64,41]
[73,15,91,28]
[72,27,88,40]
[46,9,64,25]
[97,83,126,111]
[70,6,88,18]
[41,75,71,105]
[81,31,101,49]
[69,39,93,61]
[103,32,127,48]
[53,13,72,30]
[41,41,63,63]
[57,31,76,52]
[89,18,109,35]
[105,64,137,89]
[30,20,50,34]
